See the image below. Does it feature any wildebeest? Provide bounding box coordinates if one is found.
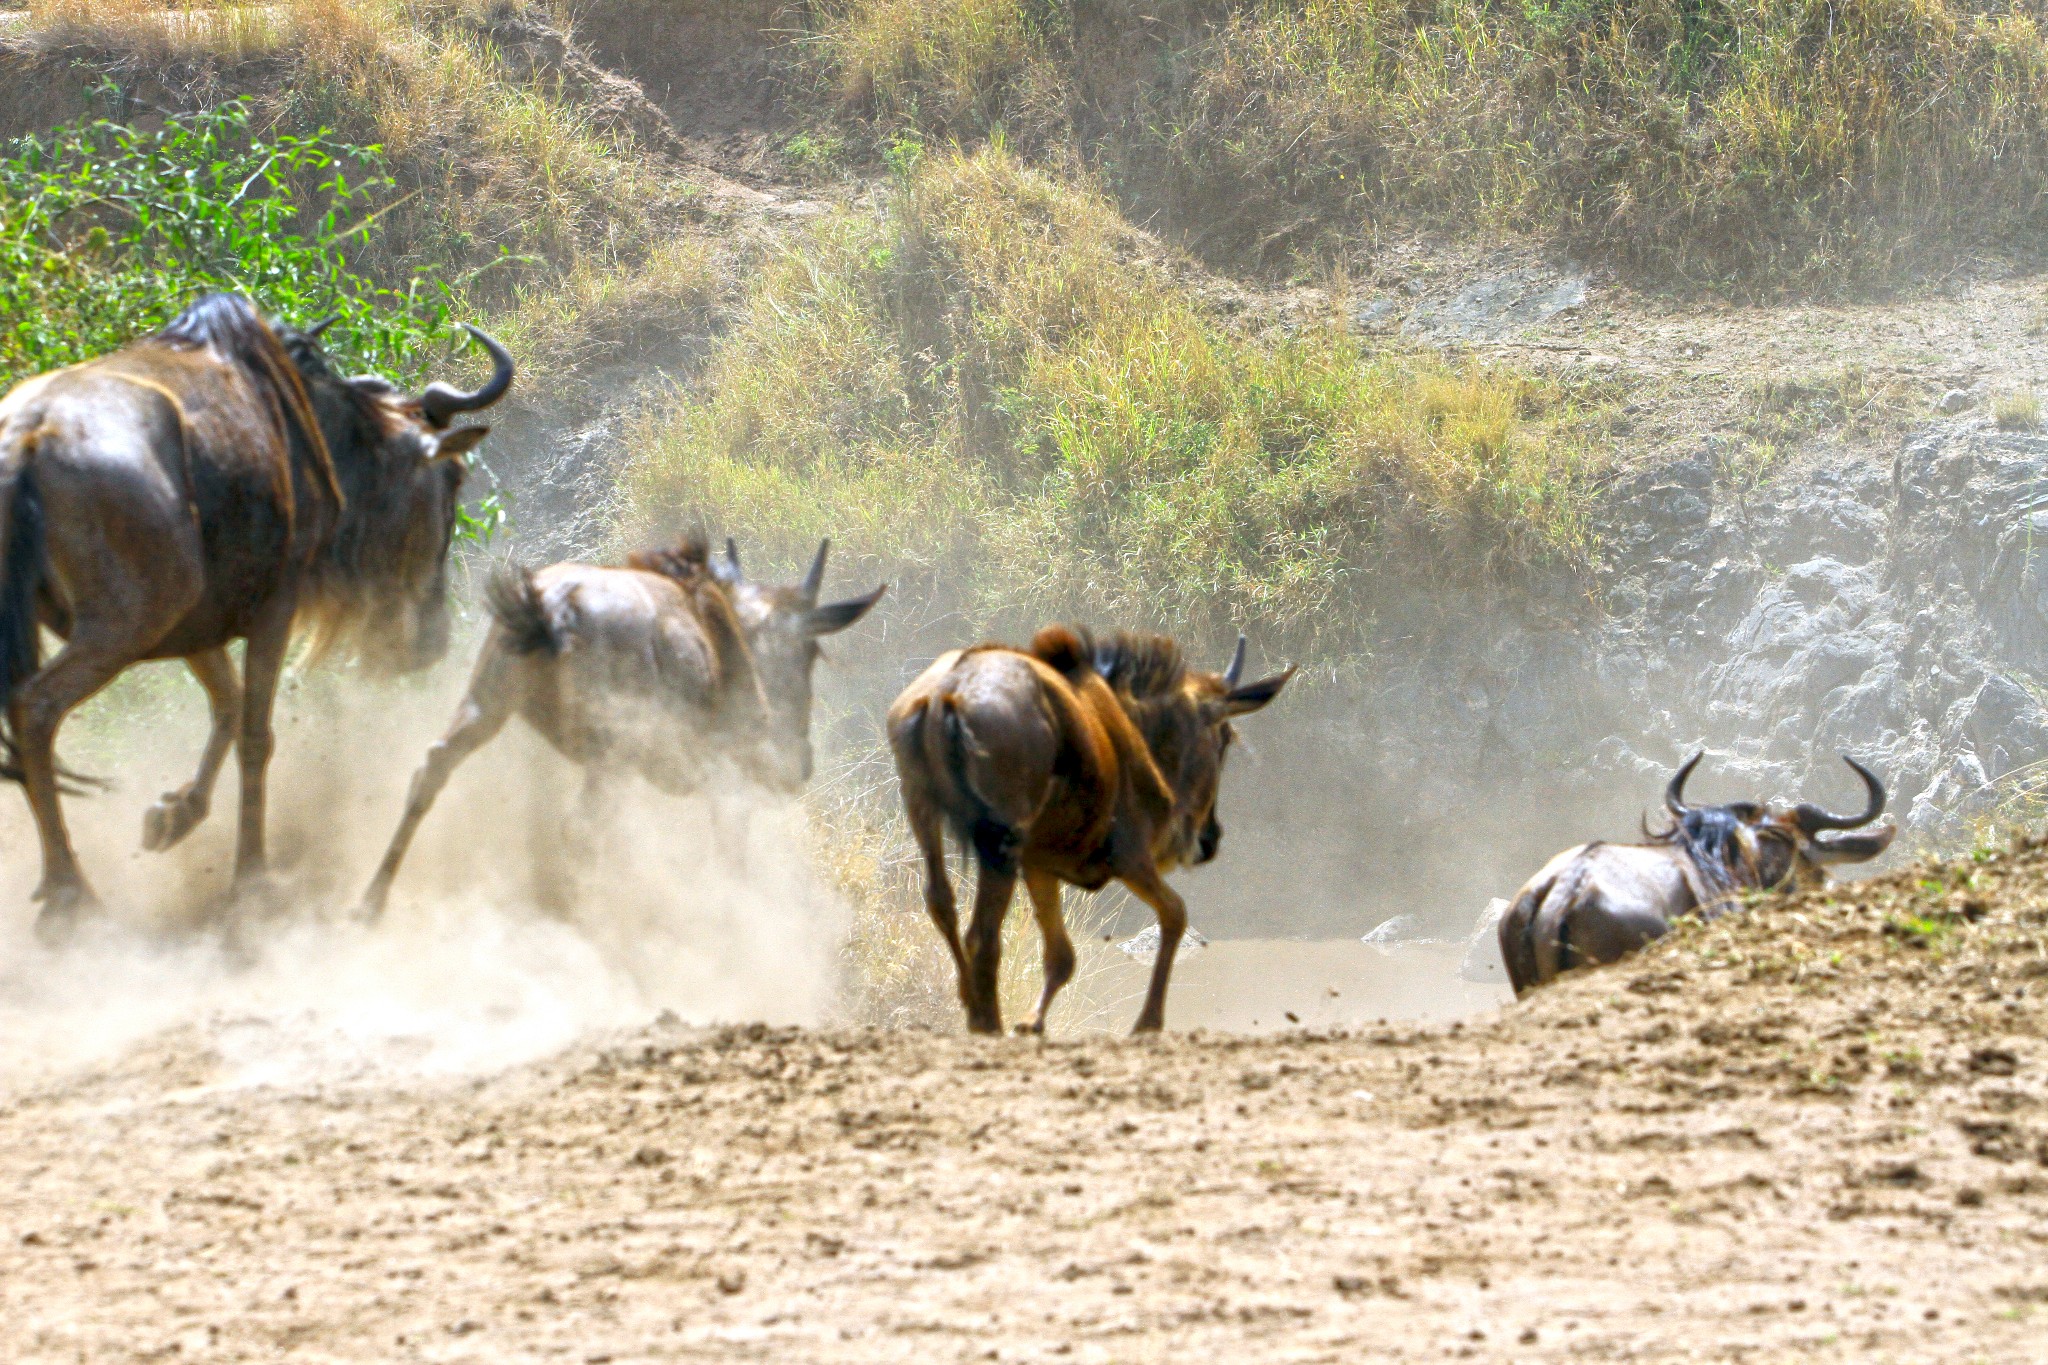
[887,625,1292,1035]
[0,293,511,937]
[1498,752,1895,995]
[357,536,884,920]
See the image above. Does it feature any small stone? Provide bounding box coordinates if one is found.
[1939,388,1978,414]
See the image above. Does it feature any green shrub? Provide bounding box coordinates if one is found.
[621,147,1604,655]
[0,98,452,390]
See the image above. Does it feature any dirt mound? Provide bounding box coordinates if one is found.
[3,840,2042,1360]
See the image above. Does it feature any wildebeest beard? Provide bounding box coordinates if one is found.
[276,322,468,672]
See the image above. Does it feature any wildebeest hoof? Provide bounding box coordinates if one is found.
[1013,1020,1045,1036]
[142,791,207,852]
[31,883,98,946]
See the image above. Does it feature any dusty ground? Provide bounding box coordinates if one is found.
[3,838,2044,1364]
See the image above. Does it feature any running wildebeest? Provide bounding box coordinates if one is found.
[1498,752,1895,996]
[357,535,884,920]
[0,293,511,937]
[887,625,1293,1035]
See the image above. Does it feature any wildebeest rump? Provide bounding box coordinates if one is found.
[1498,752,1895,995]
[887,625,1292,1035]
[357,536,884,920]
[0,293,511,936]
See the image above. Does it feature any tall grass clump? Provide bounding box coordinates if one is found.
[803,0,2048,290]
[0,99,452,392]
[622,147,1603,657]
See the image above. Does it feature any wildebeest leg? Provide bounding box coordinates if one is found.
[1117,863,1188,1034]
[11,633,130,939]
[706,786,751,873]
[229,596,295,896]
[535,767,607,920]
[962,858,1016,1035]
[142,647,240,852]
[907,803,968,1012]
[359,648,519,922]
[1015,869,1073,1037]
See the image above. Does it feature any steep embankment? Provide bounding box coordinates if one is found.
[2,837,2043,1361]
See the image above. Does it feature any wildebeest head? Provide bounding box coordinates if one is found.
[278,316,513,676]
[1652,751,1896,902]
[711,538,885,788]
[1092,631,1294,870]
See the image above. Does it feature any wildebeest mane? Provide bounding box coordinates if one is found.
[626,532,712,583]
[1653,805,1763,907]
[1034,624,1186,698]
[156,294,342,510]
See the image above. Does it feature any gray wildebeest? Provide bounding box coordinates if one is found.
[0,293,511,938]
[357,536,884,920]
[887,625,1292,1035]
[1499,752,1895,995]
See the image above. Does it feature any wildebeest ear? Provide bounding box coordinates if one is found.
[434,426,490,462]
[806,584,887,635]
[1223,665,1296,717]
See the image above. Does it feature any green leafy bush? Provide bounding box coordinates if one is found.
[0,97,452,392]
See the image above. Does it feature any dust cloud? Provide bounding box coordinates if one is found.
[0,631,849,1093]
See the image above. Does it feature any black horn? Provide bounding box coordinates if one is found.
[1666,750,1705,817]
[1794,754,1887,832]
[711,537,743,585]
[419,324,515,428]
[1223,634,1247,688]
[800,539,830,603]
[305,315,340,339]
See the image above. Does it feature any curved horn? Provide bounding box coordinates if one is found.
[1794,754,1887,832]
[707,536,744,586]
[419,324,515,428]
[1665,750,1705,817]
[1223,634,1247,689]
[305,315,340,339]
[800,538,830,602]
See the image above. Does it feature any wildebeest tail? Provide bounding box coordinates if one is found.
[0,452,45,783]
[928,693,1023,874]
[485,563,559,655]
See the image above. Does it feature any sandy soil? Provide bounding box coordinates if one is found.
[2,837,2043,1364]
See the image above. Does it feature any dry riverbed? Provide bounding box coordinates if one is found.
[2,842,2046,1363]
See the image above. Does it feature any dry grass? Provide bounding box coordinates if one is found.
[1994,390,2042,432]
[801,0,2048,291]
[619,146,1607,660]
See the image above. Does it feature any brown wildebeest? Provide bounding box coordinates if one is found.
[357,536,884,920]
[1498,752,1895,995]
[0,293,511,938]
[887,625,1292,1035]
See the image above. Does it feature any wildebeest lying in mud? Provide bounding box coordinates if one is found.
[0,293,511,938]
[1499,752,1896,995]
[358,536,885,920]
[888,626,1292,1035]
